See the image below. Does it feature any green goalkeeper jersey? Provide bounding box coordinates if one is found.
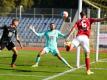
[35,30,66,49]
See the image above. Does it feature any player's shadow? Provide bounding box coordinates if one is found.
[15,69,61,73]
[0,56,11,58]
[15,69,34,72]
[16,64,32,67]
[0,67,14,71]
[0,64,65,73]
[0,66,64,73]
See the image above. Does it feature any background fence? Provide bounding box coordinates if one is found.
[0,8,107,51]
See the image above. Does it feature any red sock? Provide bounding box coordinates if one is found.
[85,58,90,71]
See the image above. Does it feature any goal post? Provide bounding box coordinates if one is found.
[96,8,101,61]
[76,0,82,68]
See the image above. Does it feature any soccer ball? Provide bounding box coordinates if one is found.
[61,11,68,19]
[64,41,71,51]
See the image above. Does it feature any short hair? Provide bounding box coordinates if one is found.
[80,11,86,17]
[50,23,55,25]
[12,19,19,24]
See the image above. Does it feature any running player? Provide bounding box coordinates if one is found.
[66,11,107,75]
[29,23,72,68]
[0,19,23,68]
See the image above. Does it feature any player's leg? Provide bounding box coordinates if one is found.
[11,47,18,68]
[81,36,94,75]
[32,47,47,67]
[51,49,73,68]
[69,37,80,51]
[85,52,94,75]
[6,42,17,68]
[56,53,73,68]
[65,41,75,51]
[84,51,94,75]
[69,44,75,51]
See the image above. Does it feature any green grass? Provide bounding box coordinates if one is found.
[0,49,107,80]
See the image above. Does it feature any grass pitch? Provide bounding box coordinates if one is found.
[0,49,107,80]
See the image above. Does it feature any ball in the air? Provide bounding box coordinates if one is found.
[61,11,68,19]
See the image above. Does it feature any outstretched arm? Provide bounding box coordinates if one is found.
[0,25,6,29]
[58,24,76,39]
[66,23,76,40]
[29,25,45,37]
[92,18,107,22]
[58,31,66,38]
[0,27,4,29]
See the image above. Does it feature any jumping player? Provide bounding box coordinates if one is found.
[0,19,23,68]
[29,23,72,68]
[65,11,107,75]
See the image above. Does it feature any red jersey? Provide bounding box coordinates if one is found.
[74,18,96,37]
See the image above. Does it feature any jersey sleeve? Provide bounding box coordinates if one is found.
[57,30,66,38]
[35,32,45,37]
[0,25,6,29]
[89,18,98,24]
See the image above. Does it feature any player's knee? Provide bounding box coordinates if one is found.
[39,50,46,56]
[13,53,18,57]
[14,52,18,56]
[56,54,62,59]
[12,47,18,54]
[14,50,18,54]
[70,44,75,50]
[37,54,40,57]
[85,52,90,58]
[38,52,43,57]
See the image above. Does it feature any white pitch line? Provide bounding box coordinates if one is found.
[43,68,78,80]
[43,58,107,80]
[42,64,86,80]
[0,73,47,78]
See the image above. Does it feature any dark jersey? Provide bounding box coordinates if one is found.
[0,25,17,43]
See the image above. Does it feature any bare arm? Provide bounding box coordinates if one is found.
[66,23,77,40]
[57,30,66,38]
[29,25,45,37]
[16,35,23,49]
[93,18,107,22]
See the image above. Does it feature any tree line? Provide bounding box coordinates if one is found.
[0,0,106,16]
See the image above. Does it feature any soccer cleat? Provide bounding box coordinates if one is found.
[64,41,71,51]
[11,64,16,68]
[32,63,38,67]
[86,70,94,75]
[66,45,71,51]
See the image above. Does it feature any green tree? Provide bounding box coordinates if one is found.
[19,0,34,9]
[0,0,34,16]
[0,0,15,16]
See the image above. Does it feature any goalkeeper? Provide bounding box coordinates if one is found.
[29,23,73,68]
